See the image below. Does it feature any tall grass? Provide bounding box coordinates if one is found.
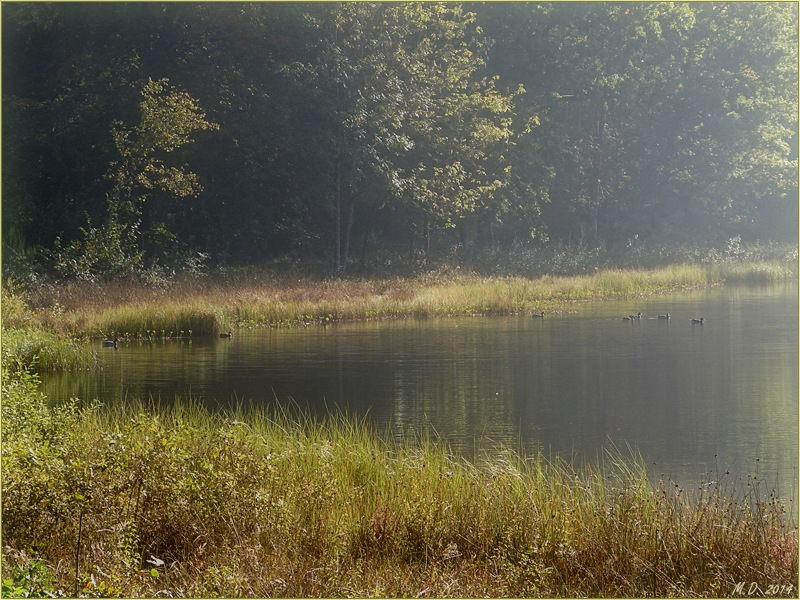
[2,261,794,372]
[709,260,798,284]
[2,372,796,597]
[88,300,222,339]
[1,327,97,372]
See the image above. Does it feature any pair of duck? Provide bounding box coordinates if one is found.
[657,313,705,324]
[626,312,673,320]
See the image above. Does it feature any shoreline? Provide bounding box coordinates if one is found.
[1,389,796,598]
[2,261,796,372]
[2,262,797,597]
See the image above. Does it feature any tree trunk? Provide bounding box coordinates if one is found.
[333,155,346,274]
[359,220,370,270]
[341,196,355,276]
[591,102,607,244]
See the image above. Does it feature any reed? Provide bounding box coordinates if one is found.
[88,300,223,339]
[1,327,96,372]
[2,260,795,372]
[709,260,798,284]
[2,370,797,598]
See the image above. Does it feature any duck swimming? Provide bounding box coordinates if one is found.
[532,311,544,319]
[658,313,670,320]
[220,331,233,338]
[102,337,118,347]
[691,317,705,324]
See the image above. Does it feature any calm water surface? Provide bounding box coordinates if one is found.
[43,283,798,500]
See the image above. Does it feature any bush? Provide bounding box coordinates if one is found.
[1,557,59,598]
[52,218,143,284]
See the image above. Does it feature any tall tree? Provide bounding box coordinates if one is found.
[52,77,218,280]
[477,1,797,247]
[106,77,218,260]
[291,2,516,273]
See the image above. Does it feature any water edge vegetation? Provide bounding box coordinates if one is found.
[1,366,797,598]
[3,260,797,373]
[2,261,797,597]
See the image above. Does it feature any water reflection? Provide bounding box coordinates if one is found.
[42,284,798,501]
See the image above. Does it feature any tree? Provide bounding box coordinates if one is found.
[2,3,141,252]
[54,78,219,280]
[477,1,797,247]
[291,2,516,273]
[673,2,798,241]
[3,2,796,282]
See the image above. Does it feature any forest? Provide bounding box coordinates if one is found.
[2,2,798,282]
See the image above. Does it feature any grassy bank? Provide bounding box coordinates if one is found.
[3,261,796,371]
[2,365,797,598]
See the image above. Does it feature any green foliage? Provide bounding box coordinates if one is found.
[40,75,219,284]
[52,217,142,283]
[480,1,797,247]
[103,77,219,279]
[1,559,58,598]
[0,354,88,577]
[76,576,124,599]
[108,77,218,205]
[294,2,517,273]
[1,328,95,373]
[2,3,797,278]
[0,287,37,331]
[1,226,44,290]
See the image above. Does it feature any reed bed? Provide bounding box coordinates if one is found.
[1,327,97,372]
[710,260,798,284]
[2,367,797,597]
[88,301,222,340]
[2,261,794,372]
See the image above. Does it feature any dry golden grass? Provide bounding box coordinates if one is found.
[2,381,797,598]
[2,261,794,372]
[5,265,720,338]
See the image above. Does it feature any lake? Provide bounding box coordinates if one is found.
[42,283,798,503]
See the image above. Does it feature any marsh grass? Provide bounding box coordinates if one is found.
[89,301,222,339]
[710,260,798,284]
[1,327,97,372]
[2,261,794,373]
[2,368,797,597]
